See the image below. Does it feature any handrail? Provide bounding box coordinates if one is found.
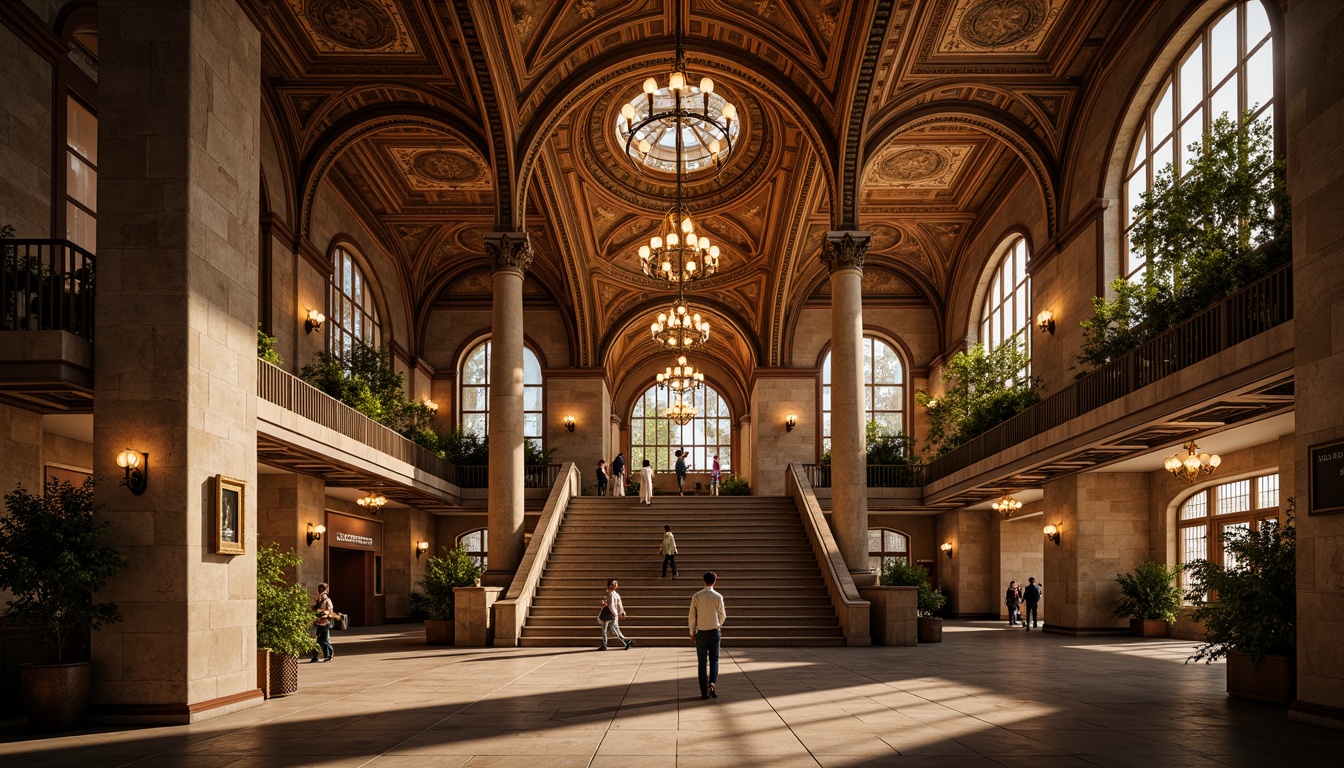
[1,239,95,341]
[802,463,926,488]
[785,463,870,646]
[456,463,562,489]
[494,462,582,646]
[925,262,1293,484]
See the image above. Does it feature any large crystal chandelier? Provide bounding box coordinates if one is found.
[664,397,699,426]
[656,355,704,395]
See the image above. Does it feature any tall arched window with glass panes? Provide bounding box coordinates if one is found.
[979,236,1030,377]
[821,336,906,453]
[1122,0,1275,280]
[630,383,732,473]
[459,340,544,450]
[1176,472,1280,591]
[329,246,381,357]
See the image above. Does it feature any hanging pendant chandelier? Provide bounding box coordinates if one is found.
[357,491,387,511]
[639,205,720,285]
[1164,440,1221,483]
[650,296,711,349]
[664,397,699,426]
[656,354,705,395]
[992,493,1023,518]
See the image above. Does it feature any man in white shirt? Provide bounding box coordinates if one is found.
[600,578,633,651]
[660,524,679,579]
[688,571,727,700]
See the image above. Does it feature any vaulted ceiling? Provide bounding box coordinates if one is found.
[245,0,1144,380]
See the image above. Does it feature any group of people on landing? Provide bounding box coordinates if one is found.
[594,451,723,503]
[1005,577,1043,629]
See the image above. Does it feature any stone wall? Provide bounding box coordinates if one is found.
[999,510,1045,619]
[257,473,326,590]
[0,404,42,494]
[0,16,53,237]
[935,508,997,617]
[749,375,816,495]
[546,375,610,494]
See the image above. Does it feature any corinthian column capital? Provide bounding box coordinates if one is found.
[485,231,534,274]
[821,230,872,273]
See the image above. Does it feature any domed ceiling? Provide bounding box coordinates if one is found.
[249,0,1142,383]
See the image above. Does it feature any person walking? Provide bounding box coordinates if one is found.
[674,449,689,496]
[310,583,334,663]
[660,524,679,579]
[1005,580,1022,626]
[689,571,727,700]
[1023,577,1043,630]
[595,459,609,497]
[610,452,626,497]
[598,578,634,650]
[639,458,654,505]
[710,454,722,496]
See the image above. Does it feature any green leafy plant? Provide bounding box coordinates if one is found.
[1080,112,1289,369]
[915,337,1040,457]
[301,341,439,451]
[1113,559,1184,622]
[865,421,916,465]
[256,543,319,658]
[440,427,488,465]
[408,591,431,621]
[880,559,946,617]
[257,324,283,365]
[719,474,750,496]
[416,545,482,621]
[0,480,127,662]
[1185,501,1296,669]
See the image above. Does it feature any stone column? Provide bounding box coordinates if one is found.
[483,232,532,585]
[822,231,872,584]
[92,0,261,722]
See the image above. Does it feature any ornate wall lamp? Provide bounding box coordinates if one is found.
[305,309,326,334]
[564,415,576,432]
[422,398,439,414]
[416,540,430,559]
[116,449,148,495]
[307,523,326,546]
[1043,523,1061,545]
[1036,310,1056,335]
[941,542,953,559]
[785,414,797,432]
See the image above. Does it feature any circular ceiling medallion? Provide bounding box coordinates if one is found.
[306,0,396,50]
[412,151,480,182]
[959,0,1047,49]
[879,149,947,183]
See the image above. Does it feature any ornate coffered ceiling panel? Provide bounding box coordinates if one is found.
[936,0,1066,55]
[283,0,419,54]
[865,145,975,189]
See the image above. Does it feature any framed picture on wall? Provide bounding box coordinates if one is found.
[1309,438,1344,516]
[216,475,246,555]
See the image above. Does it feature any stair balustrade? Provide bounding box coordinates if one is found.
[494,462,582,646]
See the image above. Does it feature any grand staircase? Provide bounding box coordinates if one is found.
[518,496,845,646]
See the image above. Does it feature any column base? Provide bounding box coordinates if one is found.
[89,688,263,725]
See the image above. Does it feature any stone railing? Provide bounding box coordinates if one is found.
[785,463,870,646]
[494,462,582,646]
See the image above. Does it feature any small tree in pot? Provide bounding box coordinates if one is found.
[1184,503,1296,704]
[416,545,481,644]
[1113,560,1184,638]
[882,560,947,643]
[0,480,127,730]
[256,543,318,697]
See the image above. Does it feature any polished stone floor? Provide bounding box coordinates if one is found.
[2,621,1340,767]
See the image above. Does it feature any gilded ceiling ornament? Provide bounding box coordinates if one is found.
[389,149,490,190]
[485,232,534,273]
[866,145,973,189]
[306,0,393,48]
[574,0,597,20]
[821,231,870,273]
[937,0,1063,54]
[412,151,479,182]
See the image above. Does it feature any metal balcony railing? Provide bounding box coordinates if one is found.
[801,463,927,488]
[455,463,563,489]
[1,239,94,341]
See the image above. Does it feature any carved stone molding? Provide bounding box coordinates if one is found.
[821,231,872,274]
[485,232,534,273]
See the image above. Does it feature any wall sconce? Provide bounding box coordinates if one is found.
[1043,523,1061,545]
[416,540,430,559]
[785,414,797,432]
[422,398,439,414]
[307,523,326,546]
[116,449,148,495]
[940,542,953,559]
[564,415,576,432]
[305,309,326,334]
[1036,309,1056,335]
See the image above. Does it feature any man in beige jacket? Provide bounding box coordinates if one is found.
[688,571,727,700]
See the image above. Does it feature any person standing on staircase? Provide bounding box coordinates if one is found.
[595,459,609,497]
[675,449,689,496]
[710,454,721,496]
[660,524,679,579]
[639,458,654,505]
[689,571,726,700]
[599,578,634,651]
[610,452,626,497]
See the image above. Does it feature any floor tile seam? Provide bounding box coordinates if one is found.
[712,647,823,767]
[589,642,655,768]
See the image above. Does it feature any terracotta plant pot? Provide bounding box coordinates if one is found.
[1129,618,1168,638]
[267,652,299,698]
[20,661,91,731]
[917,616,943,643]
[425,618,454,645]
[1226,650,1295,705]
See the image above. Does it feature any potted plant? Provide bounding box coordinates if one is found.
[256,543,318,698]
[416,545,481,644]
[0,480,127,730]
[1113,559,1183,638]
[1184,503,1296,704]
[881,560,946,643]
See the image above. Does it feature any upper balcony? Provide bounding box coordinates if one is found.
[0,239,94,413]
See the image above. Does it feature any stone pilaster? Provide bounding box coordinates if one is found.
[92,0,261,722]
[483,232,532,584]
[257,473,326,590]
[547,371,610,494]
[822,230,871,583]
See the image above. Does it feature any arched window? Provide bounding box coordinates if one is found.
[630,383,732,473]
[868,528,909,572]
[1177,472,1279,589]
[459,340,544,450]
[979,236,1030,360]
[1122,1,1275,279]
[329,245,381,356]
[821,336,906,453]
[458,528,487,570]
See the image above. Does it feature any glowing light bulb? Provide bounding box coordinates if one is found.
[698,236,710,250]
[709,139,721,155]
[687,261,697,272]
[638,245,651,259]
[669,71,685,91]
[643,78,657,94]
[651,236,663,249]
[639,139,651,154]
[681,217,694,234]
[708,245,720,258]
[721,103,737,121]
[621,103,635,121]
[699,77,714,93]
